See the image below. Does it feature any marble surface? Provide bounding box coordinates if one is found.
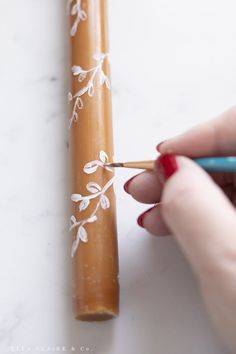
[0,0,236,353]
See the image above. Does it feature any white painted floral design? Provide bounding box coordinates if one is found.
[67,0,87,36]
[70,151,114,257]
[68,53,110,129]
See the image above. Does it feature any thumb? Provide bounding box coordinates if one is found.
[156,154,236,282]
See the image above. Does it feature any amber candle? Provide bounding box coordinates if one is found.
[68,0,119,321]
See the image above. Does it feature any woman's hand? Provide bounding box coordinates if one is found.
[124,106,236,353]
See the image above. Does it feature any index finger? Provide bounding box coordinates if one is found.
[158,106,236,157]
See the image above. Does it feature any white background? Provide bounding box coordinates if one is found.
[0,0,236,353]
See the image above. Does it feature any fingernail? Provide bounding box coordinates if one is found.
[137,206,155,228]
[156,140,166,152]
[124,176,136,194]
[156,154,178,182]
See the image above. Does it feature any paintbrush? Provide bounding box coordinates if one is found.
[105,157,236,172]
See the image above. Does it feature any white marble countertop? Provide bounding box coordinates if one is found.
[0,0,236,353]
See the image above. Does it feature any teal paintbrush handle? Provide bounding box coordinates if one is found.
[193,157,236,172]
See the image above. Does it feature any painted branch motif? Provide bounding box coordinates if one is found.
[68,3,114,258]
[67,0,87,36]
[70,151,114,257]
[68,53,110,129]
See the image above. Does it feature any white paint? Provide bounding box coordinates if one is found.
[70,151,114,257]
[68,53,110,128]
[67,0,87,36]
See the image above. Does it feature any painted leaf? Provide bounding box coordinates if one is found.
[70,21,78,36]
[83,162,98,174]
[104,165,113,172]
[99,150,108,163]
[73,112,78,121]
[79,198,90,211]
[77,97,83,109]
[71,193,82,202]
[70,215,76,224]
[78,225,88,242]
[104,76,111,89]
[77,86,88,97]
[99,72,105,86]
[88,84,94,97]
[86,182,101,193]
[87,215,98,223]
[100,195,110,209]
[71,237,80,258]
[68,118,73,129]
[72,65,83,75]
[93,53,105,61]
[68,92,73,102]
[71,4,78,15]
[78,72,87,82]
[67,0,73,15]
[79,10,87,21]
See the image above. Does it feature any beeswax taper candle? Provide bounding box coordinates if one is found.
[68,0,119,321]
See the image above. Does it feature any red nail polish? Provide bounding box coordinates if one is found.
[156,140,166,152]
[124,176,136,194]
[157,154,178,182]
[137,206,155,228]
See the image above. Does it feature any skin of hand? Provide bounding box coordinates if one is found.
[124,106,236,353]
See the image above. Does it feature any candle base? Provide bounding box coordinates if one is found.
[73,292,119,322]
[75,308,118,322]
